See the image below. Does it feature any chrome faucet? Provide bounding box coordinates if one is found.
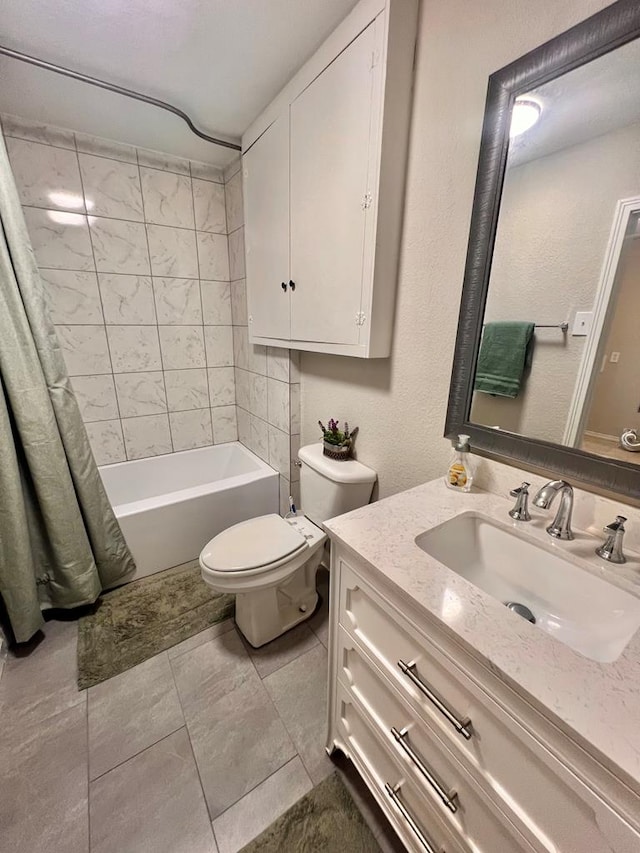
[595,516,627,564]
[508,482,531,521]
[533,480,574,540]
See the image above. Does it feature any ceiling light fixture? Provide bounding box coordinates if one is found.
[510,99,542,137]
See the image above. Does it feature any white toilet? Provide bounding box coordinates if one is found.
[199,442,376,647]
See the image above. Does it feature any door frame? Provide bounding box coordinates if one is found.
[563,195,640,446]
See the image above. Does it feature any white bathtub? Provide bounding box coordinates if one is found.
[99,442,279,579]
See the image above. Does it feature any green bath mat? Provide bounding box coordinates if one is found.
[239,773,382,853]
[77,562,234,689]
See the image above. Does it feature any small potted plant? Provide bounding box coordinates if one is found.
[318,418,358,460]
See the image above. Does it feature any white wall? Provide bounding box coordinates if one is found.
[299,0,610,499]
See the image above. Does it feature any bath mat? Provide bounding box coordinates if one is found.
[238,773,382,853]
[77,561,234,689]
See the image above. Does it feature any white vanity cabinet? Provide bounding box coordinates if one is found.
[327,550,640,853]
[242,0,417,358]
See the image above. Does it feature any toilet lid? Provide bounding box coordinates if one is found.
[200,514,308,572]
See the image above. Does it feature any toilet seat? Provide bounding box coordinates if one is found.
[200,513,308,574]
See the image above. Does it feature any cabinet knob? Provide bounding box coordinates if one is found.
[289,279,296,292]
[281,281,287,292]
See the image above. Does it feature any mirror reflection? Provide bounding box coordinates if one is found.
[470,37,640,466]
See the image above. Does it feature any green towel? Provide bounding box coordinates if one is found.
[474,321,535,398]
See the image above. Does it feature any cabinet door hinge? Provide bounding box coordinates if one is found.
[361,192,373,210]
[355,312,367,326]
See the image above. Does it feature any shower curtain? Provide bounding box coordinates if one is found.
[0,133,135,643]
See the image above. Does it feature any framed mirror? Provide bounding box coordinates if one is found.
[445,0,640,500]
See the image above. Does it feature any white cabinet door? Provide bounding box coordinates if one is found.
[243,114,290,339]
[289,22,375,344]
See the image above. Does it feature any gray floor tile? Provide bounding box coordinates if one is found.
[172,629,297,819]
[89,728,216,853]
[263,643,333,783]
[212,756,312,853]
[308,568,330,648]
[167,618,235,660]
[241,621,319,679]
[88,651,184,779]
[0,700,88,853]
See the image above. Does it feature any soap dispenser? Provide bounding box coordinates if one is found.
[445,434,475,492]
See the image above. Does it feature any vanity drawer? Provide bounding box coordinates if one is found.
[336,681,468,853]
[337,626,533,853]
[338,559,640,853]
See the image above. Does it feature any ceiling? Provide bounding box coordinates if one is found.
[0,0,359,166]
[508,35,640,168]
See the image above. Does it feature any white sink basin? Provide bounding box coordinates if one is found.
[416,511,640,663]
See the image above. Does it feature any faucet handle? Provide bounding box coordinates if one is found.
[508,482,531,522]
[596,516,627,564]
[604,515,626,532]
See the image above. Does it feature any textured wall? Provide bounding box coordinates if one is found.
[472,120,640,443]
[2,113,238,464]
[299,0,611,499]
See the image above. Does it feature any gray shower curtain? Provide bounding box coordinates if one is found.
[0,133,135,643]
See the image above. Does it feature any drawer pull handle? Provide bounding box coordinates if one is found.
[398,660,472,740]
[385,782,443,853]
[391,727,458,813]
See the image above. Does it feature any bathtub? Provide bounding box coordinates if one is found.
[99,442,279,579]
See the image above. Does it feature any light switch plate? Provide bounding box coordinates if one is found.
[572,311,593,336]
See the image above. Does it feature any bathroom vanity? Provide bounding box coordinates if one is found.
[324,480,640,853]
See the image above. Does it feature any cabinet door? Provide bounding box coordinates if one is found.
[289,22,375,344]
[243,114,290,339]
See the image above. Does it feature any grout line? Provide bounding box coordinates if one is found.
[88,723,186,784]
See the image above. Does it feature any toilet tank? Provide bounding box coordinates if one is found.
[297,443,377,527]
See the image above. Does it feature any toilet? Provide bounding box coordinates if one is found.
[199,442,377,647]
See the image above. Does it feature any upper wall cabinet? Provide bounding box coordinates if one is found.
[242,0,418,358]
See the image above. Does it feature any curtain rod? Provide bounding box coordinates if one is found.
[0,45,242,151]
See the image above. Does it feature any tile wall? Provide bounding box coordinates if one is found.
[2,114,301,512]
[226,160,302,514]
[1,112,236,464]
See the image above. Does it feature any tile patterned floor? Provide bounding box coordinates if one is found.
[0,569,404,853]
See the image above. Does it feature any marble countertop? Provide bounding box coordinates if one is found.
[324,479,640,792]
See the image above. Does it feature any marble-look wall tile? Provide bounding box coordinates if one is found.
[164,368,209,412]
[236,406,250,446]
[114,371,167,418]
[158,326,205,370]
[232,326,249,371]
[70,375,119,422]
[290,433,301,483]
[250,414,269,462]
[192,179,226,234]
[140,168,195,229]
[98,274,156,325]
[208,367,235,407]
[121,414,172,459]
[230,279,247,326]
[211,406,238,444]
[290,384,300,433]
[153,278,201,325]
[85,419,126,465]
[248,343,267,376]
[169,409,213,451]
[137,149,190,175]
[267,378,290,432]
[196,232,229,281]
[234,368,250,411]
[55,325,111,375]
[223,158,241,184]
[204,326,233,367]
[40,269,102,324]
[24,208,94,271]
[268,424,290,477]
[6,138,84,211]
[146,224,198,278]
[89,217,150,274]
[191,160,224,183]
[225,169,244,234]
[228,228,245,280]
[75,133,138,164]
[201,281,231,326]
[107,326,162,372]
[266,347,290,383]
[250,373,268,421]
[1,113,75,149]
[79,154,144,221]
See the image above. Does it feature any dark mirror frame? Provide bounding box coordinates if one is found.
[445,0,640,500]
